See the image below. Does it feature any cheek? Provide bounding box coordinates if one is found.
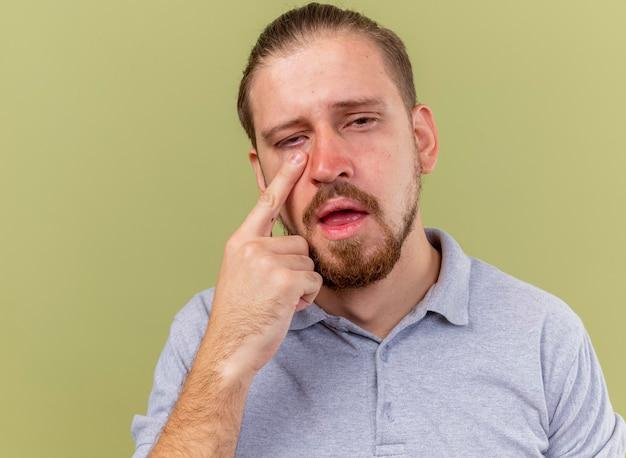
[354,129,399,174]
[360,148,394,183]
[368,157,411,219]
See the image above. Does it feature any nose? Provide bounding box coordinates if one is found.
[306,123,355,185]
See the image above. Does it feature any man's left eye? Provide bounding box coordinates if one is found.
[350,117,377,127]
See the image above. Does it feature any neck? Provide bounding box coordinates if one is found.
[313,216,441,340]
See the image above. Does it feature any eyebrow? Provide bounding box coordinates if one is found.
[260,97,386,143]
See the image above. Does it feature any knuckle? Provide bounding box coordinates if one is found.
[310,271,323,285]
[273,269,293,292]
[241,241,260,259]
[258,189,277,209]
[258,254,274,270]
[302,256,314,270]
[291,235,309,253]
[225,234,241,253]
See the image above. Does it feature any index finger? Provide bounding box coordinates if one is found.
[240,150,308,237]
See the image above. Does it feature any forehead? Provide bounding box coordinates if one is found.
[248,33,402,140]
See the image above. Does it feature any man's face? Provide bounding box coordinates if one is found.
[248,32,431,290]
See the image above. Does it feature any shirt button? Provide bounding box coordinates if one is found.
[383,401,394,422]
[380,346,389,362]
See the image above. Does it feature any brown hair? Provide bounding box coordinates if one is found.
[236,2,418,149]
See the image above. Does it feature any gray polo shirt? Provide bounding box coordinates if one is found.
[131,227,626,457]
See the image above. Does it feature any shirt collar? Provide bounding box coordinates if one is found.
[289,226,471,331]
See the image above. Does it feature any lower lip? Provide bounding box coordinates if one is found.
[318,213,369,240]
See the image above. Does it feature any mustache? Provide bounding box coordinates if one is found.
[302,181,381,228]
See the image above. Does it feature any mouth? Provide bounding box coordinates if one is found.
[317,209,369,240]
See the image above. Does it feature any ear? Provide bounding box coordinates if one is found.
[248,147,267,192]
[410,104,439,174]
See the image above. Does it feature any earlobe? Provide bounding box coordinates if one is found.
[248,148,268,192]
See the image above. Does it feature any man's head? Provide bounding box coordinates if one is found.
[237,2,439,290]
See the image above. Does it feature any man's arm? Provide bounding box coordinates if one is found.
[148,319,255,457]
[545,325,626,456]
[130,290,247,458]
[132,150,320,457]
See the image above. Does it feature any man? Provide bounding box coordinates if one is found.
[131,3,626,457]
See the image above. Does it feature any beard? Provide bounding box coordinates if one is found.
[277,147,422,291]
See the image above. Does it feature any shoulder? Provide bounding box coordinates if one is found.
[164,287,216,369]
[172,286,216,326]
[467,256,585,357]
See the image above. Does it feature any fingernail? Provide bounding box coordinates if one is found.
[290,151,305,165]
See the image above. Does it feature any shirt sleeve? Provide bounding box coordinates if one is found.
[545,325,626,457]
[130,290,213,458]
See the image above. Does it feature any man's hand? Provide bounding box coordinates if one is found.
[149,151,321,457]
[208,150,323,380]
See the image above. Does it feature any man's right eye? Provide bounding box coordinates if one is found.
[278,136,305,148]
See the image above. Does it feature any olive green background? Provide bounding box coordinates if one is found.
[1,1,625,456]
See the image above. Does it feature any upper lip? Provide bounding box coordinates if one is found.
[315,198,369,221]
